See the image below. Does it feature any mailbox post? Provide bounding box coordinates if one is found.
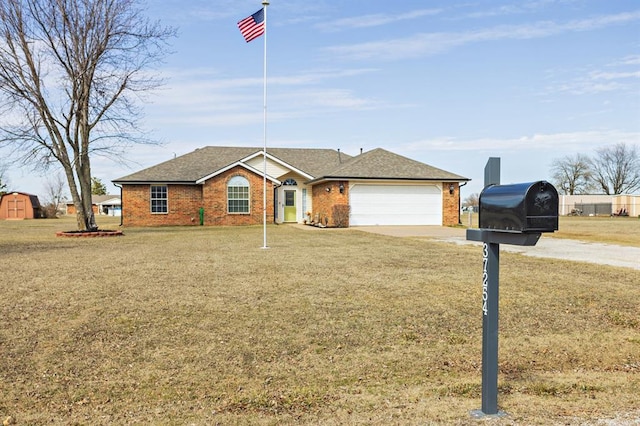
[467,158,558,417]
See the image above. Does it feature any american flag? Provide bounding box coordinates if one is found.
[237,9,265,43]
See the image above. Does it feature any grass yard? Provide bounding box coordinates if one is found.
[551,216,640,247]
[1,217,639,425]
[460,213,640,247]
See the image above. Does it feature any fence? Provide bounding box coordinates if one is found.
[569,203,612,216]
[559,195,640,217]
[464,195,640,217]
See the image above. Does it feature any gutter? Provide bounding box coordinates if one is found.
[306,176,471,185]
[272,181,283,223]
[113,183,123,227]
[458,181,468,225]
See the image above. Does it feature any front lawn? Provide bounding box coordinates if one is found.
[1,218,638,424]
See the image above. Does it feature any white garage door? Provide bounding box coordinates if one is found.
[350,184,442,226]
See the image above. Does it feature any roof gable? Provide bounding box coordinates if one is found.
[195,161,281,185]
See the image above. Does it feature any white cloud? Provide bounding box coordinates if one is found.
[462,0,570,19]
[324,11,640,61]
[402,130,640,153]
[144,67,384,128]
[316,9,442,32]
[589,70,640,81]
[543,57,640,96]
[614,55,640,66]
[161,67,377,90]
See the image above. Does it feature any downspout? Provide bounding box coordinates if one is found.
[114,183,123,227]
[458,181,468,225]
[273,182,282,224]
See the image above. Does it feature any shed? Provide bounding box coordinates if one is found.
[0,192,43,219]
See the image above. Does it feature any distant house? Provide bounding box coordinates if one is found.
[113,146,470,227]
[66,194,122,216]
[0,192,42,220]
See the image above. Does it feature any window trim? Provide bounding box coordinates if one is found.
[150,185,168,214]
[227,175,250,214]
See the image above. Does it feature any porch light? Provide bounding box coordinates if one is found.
[449,184,455,195]
[339,183,345,193]
[326,187,331,192]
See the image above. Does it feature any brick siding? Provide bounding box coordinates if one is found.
[121,166,274,227]
[311,181,349,227]
[202,167,274,226]
[122,184,202,226]
[442,182,460,226]
[122,175,458,228]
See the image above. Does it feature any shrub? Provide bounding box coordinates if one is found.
[332,204,350,228]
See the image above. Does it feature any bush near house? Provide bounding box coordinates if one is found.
[332,204,350,228]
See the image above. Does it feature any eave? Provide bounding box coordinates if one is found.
[306,176,472,185]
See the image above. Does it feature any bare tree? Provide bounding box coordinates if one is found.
[463,193,479,208]
[590,143,640,195]
[550,153,593,195]
[42,171,67,217]
[0,0,174,230]
[0,164,8,195]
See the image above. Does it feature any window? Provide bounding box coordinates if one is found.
[283,178,297,186]
[150,185,168,213]
[302,188,307,215]
[228,176,250,213]
[285,190,295,206]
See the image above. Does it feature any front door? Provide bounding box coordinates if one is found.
[284,190,296,222]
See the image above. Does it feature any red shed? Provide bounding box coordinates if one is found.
[0,192,43,220]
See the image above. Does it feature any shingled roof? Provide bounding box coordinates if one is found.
[114,147,258,183]
[311,148,468,182]
[113,146,468,184]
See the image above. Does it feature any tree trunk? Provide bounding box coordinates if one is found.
[64,153,96,231]
[79,151,97,231]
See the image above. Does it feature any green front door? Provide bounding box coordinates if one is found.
[284,190,297,222]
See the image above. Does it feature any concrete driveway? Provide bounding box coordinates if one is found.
[353,226,640,271]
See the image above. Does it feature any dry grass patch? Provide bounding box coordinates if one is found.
[544,216,639,247]
[0,217,638,424]
[462,214,640,247]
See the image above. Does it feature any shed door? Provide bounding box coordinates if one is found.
[350,184,442,226]
[7,199,26,219]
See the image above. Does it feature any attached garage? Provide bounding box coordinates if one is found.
[349,183,443,226]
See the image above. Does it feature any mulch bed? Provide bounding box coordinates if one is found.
[55,230,124,237]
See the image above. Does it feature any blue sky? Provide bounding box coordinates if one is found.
[5,0,640,199]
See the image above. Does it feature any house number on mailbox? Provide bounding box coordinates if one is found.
[482,243,489,316]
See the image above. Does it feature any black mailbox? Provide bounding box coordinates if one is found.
[479,181,558,233]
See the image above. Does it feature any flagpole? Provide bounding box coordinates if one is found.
[261,0,269,249]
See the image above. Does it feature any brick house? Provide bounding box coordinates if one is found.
[112,146,469,227]
[66,194,122,216]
